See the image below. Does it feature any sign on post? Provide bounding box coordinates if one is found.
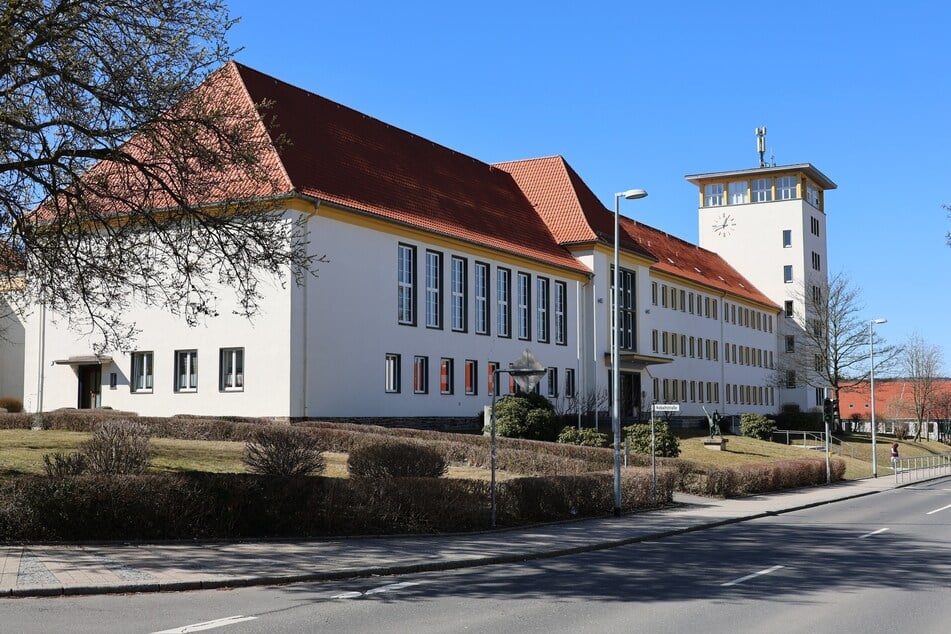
[652,403,680,413]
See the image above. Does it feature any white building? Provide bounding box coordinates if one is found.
[16,63,831,426]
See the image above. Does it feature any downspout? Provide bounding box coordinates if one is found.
[36,302,45,413]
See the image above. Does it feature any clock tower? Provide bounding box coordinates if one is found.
[686,156,836,412]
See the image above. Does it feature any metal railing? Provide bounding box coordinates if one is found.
[772,429,826,449]
[893,452,951,484]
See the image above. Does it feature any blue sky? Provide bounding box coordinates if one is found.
[227,0,951,372]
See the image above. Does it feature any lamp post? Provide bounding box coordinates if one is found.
[612,188,648,517]
[869,318,887,478]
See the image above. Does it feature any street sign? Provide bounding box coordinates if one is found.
[653,404,680,412]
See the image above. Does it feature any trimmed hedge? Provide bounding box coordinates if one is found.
[0,470,675,540]
[348,438,448,478]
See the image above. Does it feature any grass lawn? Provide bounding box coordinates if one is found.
[0,430,519,482]
[2,428,947,484]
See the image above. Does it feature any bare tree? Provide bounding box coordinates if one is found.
[783,271,898,428]
[1,1,318,349]
[900,333,945,441]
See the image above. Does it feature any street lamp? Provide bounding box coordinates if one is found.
[612,188,648,517]
[869,318,887,477]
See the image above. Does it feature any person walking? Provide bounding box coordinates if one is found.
[890,442,899,470]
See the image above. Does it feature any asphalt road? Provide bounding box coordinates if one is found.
[3,477,949,633]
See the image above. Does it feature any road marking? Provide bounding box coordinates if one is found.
[151,615,258,633]
[332,581,424,599]
[721,565,784,587]
[926,503,951,515]
[858,528,889,539]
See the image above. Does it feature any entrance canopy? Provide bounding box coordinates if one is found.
[602,352,672,371]
[53,355,113,366]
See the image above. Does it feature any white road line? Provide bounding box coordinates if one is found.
[721,565,784,587]
[332,581,424,599]
[859,528,889,539]
[926,503,951,515]
[151,615,258,633]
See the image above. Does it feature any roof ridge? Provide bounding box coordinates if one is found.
[232,62,496,173]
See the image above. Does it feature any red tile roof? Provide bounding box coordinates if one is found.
[232,64,587,273]
[496,156,778,309]
[838,379,951,420]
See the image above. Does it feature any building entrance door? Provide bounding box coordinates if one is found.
[77,365,101,409]
[621,373,641,421]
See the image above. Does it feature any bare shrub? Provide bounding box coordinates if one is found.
[894,422,909,440]
[0,397,23,412]
[81,421,152,475]
[243,427,325,476]
[42,451,88,477]
[348,439,448,478]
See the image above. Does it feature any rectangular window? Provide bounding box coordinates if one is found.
[488,361,499,396]
[554,281,568,345]
[651,281,658,305]
[564,368,576,398]
[661,284,668,307]
[671,334,678,356]
[807,184,821,210]
[475,262,489,335]
[497,268,511,337]
[782,229,792,248]
[661,331,669,354]
[711,299,718,320]
[704,183,724,207]
[813,285,822,305]
[812,251,821,271]
[440,358,454,395]
[517,272,530,340]
[785,370,797,389]
[651,329,658,353]
[451,256,467,332]
[174,350,198,393]
[536,277,550,343]
[425,250,442,328]
[811,215,821,236]
[219,348,244,392]
[776,175,797,200]
[728,180,748,204]
[751,177,773,202]
[783,265,793,283]
[688,292,694,314]
[612,267,636,351]
[414,356,429,394]
[131,351,153,393]
[670,287,678,311]
[397,244,416,325]
[547,367,558,398]
[465,359,478,395]
[784,300,794,317]
[385,353,401,393]
[785,335,795,353]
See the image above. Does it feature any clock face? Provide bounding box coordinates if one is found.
[713,212,736,236]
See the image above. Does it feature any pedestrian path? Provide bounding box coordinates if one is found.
[0,475,914,598]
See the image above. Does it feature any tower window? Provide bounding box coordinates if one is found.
[782,230,792,248]
[752,178,773,202]
[776,175,798,200]
[704,183,724,207]
[728,180,748,205]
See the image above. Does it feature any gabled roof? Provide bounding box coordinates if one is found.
[496,156,778,309]
[231,64,587,273]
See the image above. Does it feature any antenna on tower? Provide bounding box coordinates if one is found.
[755,126,767,167]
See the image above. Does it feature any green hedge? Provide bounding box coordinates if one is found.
[0,470,675,540]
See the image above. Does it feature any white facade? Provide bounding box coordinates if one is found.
[22,205,588,419]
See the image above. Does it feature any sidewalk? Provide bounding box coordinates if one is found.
[0,476,908,598]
